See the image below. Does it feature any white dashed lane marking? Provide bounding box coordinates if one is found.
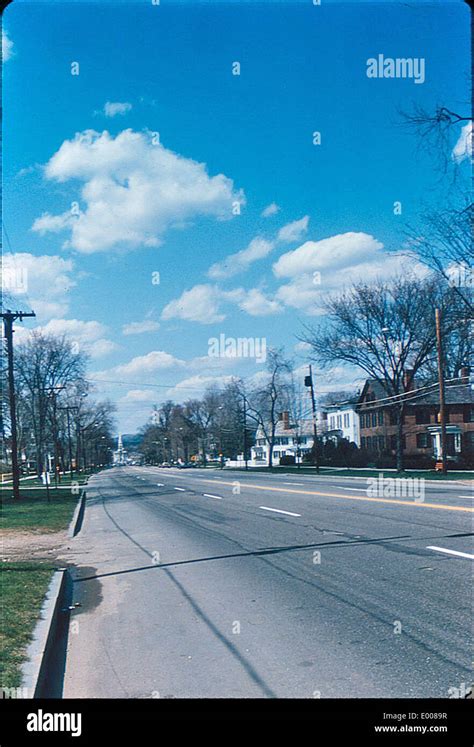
[203,493,223,500]
[427,546,474,560]
[259,506,301,518]
[174,487,186,492]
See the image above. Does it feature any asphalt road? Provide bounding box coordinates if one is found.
[62,466,473,698]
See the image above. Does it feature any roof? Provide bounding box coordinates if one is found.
[358,377,473,408]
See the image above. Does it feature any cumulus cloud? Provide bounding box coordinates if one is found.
[452,122,473,163]
[277,215,309,243]
[237,288,282,316]
[273,232,384,278]
[1,253,76,320]
[2,30,14,62]
[122,320,160,335]
[261,202,280,218]
[273,232,427,315]
[14,318,118,359]
[208,237,275,280]
[162,282,281,323]
[32,129,245,253]
[103,101,132,118]
[94,350,184,380]
[165,374,235,401]
[161,284,240,324]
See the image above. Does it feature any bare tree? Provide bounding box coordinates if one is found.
[300,276,456,471]
[405,198,473,313]
[246,349,292,469]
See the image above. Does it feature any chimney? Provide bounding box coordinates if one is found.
[403,369,415,392]
[459,366,470,384]
[279,411,290,429]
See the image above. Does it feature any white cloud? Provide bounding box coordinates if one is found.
[277,216,309,243]
[32,129,245,253]
[237,288,282,316]
[1,253,76,321]
[122,320,160,336]
[15,318,118,359]
[208,237,274,280]
[162,282,282,323]
[273,232,383,278]
[103,101,132,118]
[452,122,473,163]
[165,374,235,401]
[162,284,228,324]
[2,31,14,62]
[119,389,156,403]
[261,202,280,218]
[94,350,184,380]
[273,232,427,315]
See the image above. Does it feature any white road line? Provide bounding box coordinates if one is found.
[157,483,164,487]
[338,486,366,492]
[283,482,304,486]
[259,506,301,517]
[427,545,474,560]
[174,487,186,492]
[458,495,473,499]
[203,493,222,500]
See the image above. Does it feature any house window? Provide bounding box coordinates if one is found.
[378,436,385,452]
[361,436,366,449]
[366,436,372,451]
[464,407,474,423]
[337,415,342,429]
[377,410,384,426]
[274,451,280,457]
[371,412,377,427]
[415,408,431,424]
[416,433,429,448]
[280,437,288,445]
[344,413,350,428]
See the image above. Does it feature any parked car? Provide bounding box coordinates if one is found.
[160,462,171,468]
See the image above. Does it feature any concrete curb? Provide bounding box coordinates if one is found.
[68,489,87,538]
[21,569,72,698]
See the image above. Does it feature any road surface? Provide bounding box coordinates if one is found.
[62,466,473,698]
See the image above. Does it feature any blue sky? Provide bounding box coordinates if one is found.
[3,0,471,432]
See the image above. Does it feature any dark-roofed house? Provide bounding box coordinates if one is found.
[357,369,474,465]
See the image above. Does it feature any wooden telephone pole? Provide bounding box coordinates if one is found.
[1,309,36,500]
[305,365,320,474]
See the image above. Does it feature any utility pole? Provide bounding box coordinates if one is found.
[435,308,448,475]
[1,309,36,500]
[305,365,320,474]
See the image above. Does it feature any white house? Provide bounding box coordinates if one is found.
[323,401,360,447]
[249,411,327,466]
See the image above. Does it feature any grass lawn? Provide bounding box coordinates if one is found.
[221,466,474,480]
[0,561,56,689]
[2,472,91,488]
[0,488,82,531]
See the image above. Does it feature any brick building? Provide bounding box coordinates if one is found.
[357,369,474,464]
